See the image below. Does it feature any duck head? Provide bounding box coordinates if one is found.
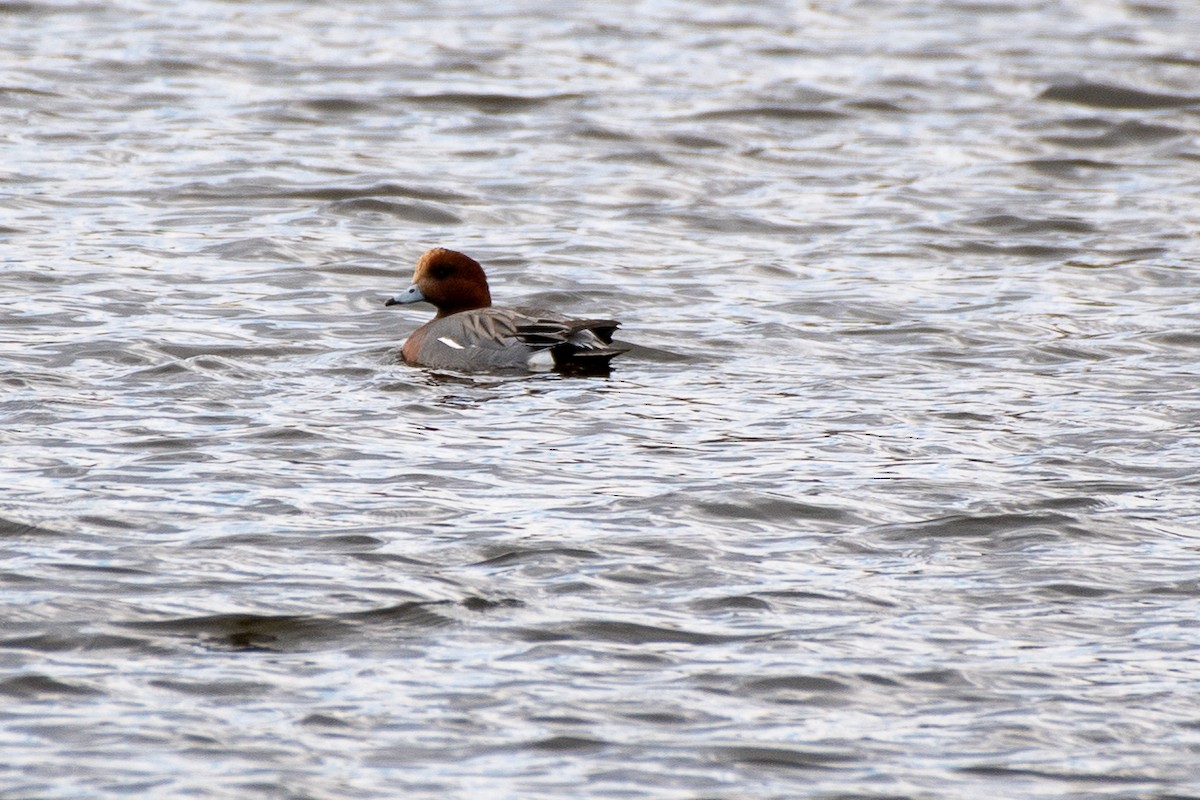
[385,248,492,318]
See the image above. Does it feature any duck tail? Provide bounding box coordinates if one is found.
[515,318,630,373]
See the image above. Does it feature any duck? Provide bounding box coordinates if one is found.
[384,248,629,372]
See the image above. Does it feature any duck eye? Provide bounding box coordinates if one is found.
[432,266,453,280]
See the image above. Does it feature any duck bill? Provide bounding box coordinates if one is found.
[385,284,425,306]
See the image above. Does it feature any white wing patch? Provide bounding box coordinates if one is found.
[437,336,465,350]
[526,349,556,371]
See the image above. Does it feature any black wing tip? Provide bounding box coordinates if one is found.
[548,343,630,374]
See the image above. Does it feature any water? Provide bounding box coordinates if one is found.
[3,1,1200,797]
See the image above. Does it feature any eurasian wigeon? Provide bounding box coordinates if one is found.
[384,248,628,372]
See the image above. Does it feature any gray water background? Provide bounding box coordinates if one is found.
[3,1,1200,797]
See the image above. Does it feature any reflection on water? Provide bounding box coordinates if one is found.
[4,0,1200,797]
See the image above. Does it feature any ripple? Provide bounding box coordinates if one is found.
[960,214,1095,234]
[878,511,1082,542]
[691,105,849,121]
[1041,120,1186,148]
[1018,157,1121,177]
[0,674,100,698]
[516,620,757,645]
[1039,81,1200,109]
[122,602,466,651]
[327,198,462,225]
[397,91,584,113]
[709,745,857,770]
[695,494,858,524]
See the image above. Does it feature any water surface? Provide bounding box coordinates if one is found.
[3,1,1200,797]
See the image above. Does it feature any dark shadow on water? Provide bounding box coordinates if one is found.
[118,597,524,652]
